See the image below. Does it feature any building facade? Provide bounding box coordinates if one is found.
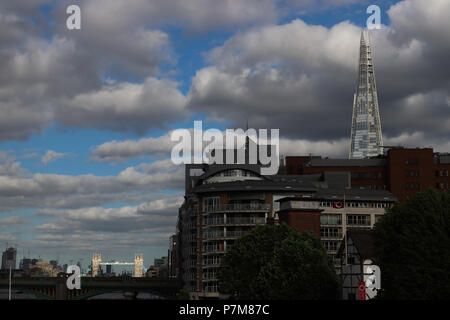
[134,253,143,278]
[91,252,101,277]
[338,229,380,300]
[286,147,450,202]
[349,31,383,159]
[1,247,17,270]
[176,163,396,299]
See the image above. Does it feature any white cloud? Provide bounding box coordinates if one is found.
[41,150,69,165]
[91,132,175,163]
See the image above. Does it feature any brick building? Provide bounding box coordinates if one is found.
[286,147,450,202]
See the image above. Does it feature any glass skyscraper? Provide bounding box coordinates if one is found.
[349,31,383,159]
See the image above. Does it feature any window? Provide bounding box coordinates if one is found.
[374,215,383,224]
[203,197,220,212]
[351,172,373,180]
[322,240,340,251]
[347,215,370,226]
[438,182,448,190]
[405,183,420,190]
[320,227,342,238]
[405,157,419,165]
[405,170,419,177]
[437,170,449,177]
[320,214,342,225]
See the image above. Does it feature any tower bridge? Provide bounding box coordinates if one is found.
[92,253,144,277]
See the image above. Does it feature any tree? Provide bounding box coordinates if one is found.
[373,188,450,299]
[218,224,339,299]
[176,289,191,300]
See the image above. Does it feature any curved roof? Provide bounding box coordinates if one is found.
[194,164,268,184]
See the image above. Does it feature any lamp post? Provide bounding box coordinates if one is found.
[8,266,12,300]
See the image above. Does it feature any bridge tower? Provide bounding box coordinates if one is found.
[92,253,101,277]
[134,253,143,278]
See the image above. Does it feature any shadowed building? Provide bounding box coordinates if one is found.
[1,247,17,270]
[176,162,396,299]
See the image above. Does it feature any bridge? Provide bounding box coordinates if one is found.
[92,253,145,277]
[0,276,182,300]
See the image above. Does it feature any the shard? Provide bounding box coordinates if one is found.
[349,31,383,159]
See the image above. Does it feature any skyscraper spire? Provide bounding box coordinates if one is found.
[349,30,383,159]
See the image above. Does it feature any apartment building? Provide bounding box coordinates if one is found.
[176,163,396,299]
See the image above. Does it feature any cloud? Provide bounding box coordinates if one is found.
[75,0,278,34]
[0,1,183,141]
[0,216,30,228]
[41,150,69,165]
[36,196,182,233]
[0,233,16,242]
[0,155,184,212]
[91,132,176,162]
[58,78,188,133]
[187,0,450,148]
[0,153,27,176]
[26,196,183,256]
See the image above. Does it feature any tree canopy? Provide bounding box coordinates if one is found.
[218,223,339,300]
[373,188,450,299]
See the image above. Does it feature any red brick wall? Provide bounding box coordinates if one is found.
[387,148,435,202]
[278,210,321,238]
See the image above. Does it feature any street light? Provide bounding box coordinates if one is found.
[8,266,12,301]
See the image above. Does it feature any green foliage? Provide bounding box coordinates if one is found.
[176,289,191,300]
[218,224,339,300]
[373,188,450,299]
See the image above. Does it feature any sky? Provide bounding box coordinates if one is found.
[0,0,449,269]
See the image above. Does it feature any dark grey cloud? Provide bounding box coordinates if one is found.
[35,196,182,234]
[0,156,184,212]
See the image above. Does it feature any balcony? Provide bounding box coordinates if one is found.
[225,230,249,238]
[320,233,343,239]
[203,229,253,240]
[203,203,271,213]
[203,247,225,254]
[203,273,218,280]
[204,232,225,239]
[226,217,266,225]
[204,217,266,226]
[204,218,225,226]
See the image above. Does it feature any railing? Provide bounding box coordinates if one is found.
[346,219,371,226]
[203,247,225,254]
[204,218,225,226]
[204,232,225,239]
[203,230,252,239]
[226,217,266,225]
[204,217,266,226]
[226,230,248,238]
[203,203,270,213]
[203,260,221,267]
[203,273,217,280]
[320,233,343,239]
